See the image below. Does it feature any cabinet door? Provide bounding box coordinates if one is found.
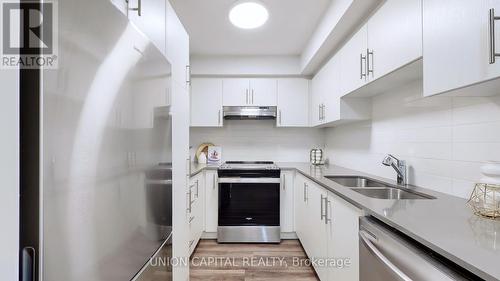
[340,25,368,96]
[307,183,329,281]
[190,78,223,127]
[167,1,189,88]
[294,175,308,243]
[204,171,218,233]
[367,0,422,81]
[327,192,363,281]
[310,74,324,127]
[128,0,167,55]
[280,171,295,233]
[250,79,277,106]
[423,0,500,96]
[323,54,341,123]
[222,79,250,106]
[277,79,309,127]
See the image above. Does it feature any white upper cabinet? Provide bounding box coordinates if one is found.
[110,0,167,56]
[167,1,190,88]
[222,78,277,106]
[128,0,167,55]
[190,78,223,127]
[222,78,250,106]
[250,79,278,106]
[277,79,309,127]
[367,0,422,80]
[340,25,369,96]
[423,0,500,96]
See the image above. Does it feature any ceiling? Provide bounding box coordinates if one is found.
[170,0,331,56]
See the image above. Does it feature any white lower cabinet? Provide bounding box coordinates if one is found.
[204,170,218,233]
[327,191,363,281]
[295,173,363,281]
[280,171,295,233]
[188,172,205,256]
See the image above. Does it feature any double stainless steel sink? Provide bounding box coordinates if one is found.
[326,176,435,200]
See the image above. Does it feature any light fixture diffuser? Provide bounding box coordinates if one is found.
[229,1,269,29]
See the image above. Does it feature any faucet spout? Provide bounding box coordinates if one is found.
[382,154,407,186]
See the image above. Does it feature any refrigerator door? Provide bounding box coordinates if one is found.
[20,0,172,280]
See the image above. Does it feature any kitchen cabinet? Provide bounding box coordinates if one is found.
[280,171,295,233]
[250,79,278,106]
[327,191,363,281]
[340,25,369,96]
[367,0,422,81]
[277,79,310,127]
[222,78,250,106]
[190,78,223,127]
[222,78,277,106]
[167,1,190,89]
[294,174,311,249]
[204,170,218,233]
[188,172,205,256]
[294,173,362,281]
[110,0,167,56]
[423,0,500,96]
[128,0,167,55]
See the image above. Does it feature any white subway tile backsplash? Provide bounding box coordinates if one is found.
[325,80,500,199]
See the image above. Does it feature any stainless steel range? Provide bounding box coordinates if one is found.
[217,161,281,243]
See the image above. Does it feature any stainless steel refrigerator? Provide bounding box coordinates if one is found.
[19,0,173,280]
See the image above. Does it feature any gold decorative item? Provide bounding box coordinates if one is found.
[467,183,500,219]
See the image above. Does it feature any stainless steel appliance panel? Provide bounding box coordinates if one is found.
[360,217,474,281]
[40,0,172,280]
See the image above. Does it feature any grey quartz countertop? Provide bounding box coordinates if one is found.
[190,162,500,280]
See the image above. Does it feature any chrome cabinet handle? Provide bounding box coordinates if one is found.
[360,53,367,79]
[359,231,413,281]
[126,0,141,16]
[279,110,282,125]
[189,239,194,248]
[490,9,500,64]
[303,183,306,202]
[187,188,193,213]
[185,65,191,85]
[325,199,332,224]
[322,104,326,121]
[251,89,254,104]
[218,109,221,125]
[320,195,327,221]
[367,49,374,77]
[318,104,321,121]
[246,90,249,104]
[189,216,195,224]
[195,180,199,198]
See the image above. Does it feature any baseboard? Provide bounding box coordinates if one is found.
[201,232,298,240]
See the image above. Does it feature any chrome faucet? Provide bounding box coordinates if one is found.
[382,154,407,185]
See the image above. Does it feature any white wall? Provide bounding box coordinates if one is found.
[0,68,19,280]
[190,55,303,77]
[324,80,500,199]
[190,121,324,162]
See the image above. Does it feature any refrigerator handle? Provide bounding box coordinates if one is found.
[21,247,36,281]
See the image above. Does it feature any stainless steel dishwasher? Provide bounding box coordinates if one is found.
[359,217,479,281]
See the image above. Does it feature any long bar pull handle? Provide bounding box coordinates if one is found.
[279,110,282,125]
[218,109,221,125]
[22,247,36,281]
[185,65,191,85]
[246,89,249,104]
[360,53,367,79]
[320,195,326,221]
[318,104,321,121]
[359,231,413,281]
[367,49,374,77]
[325,199,332,224]
[251,89,254,104]
[303,183,307,202]
[489,9,500,64]
[195,180,199,198]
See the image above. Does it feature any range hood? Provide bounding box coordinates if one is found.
[223,106,277,120]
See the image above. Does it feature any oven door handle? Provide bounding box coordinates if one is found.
[218,178,281,184]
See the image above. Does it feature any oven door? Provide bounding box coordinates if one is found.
[218,177,280,243]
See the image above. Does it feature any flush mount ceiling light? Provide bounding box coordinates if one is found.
[229,1,269,29]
